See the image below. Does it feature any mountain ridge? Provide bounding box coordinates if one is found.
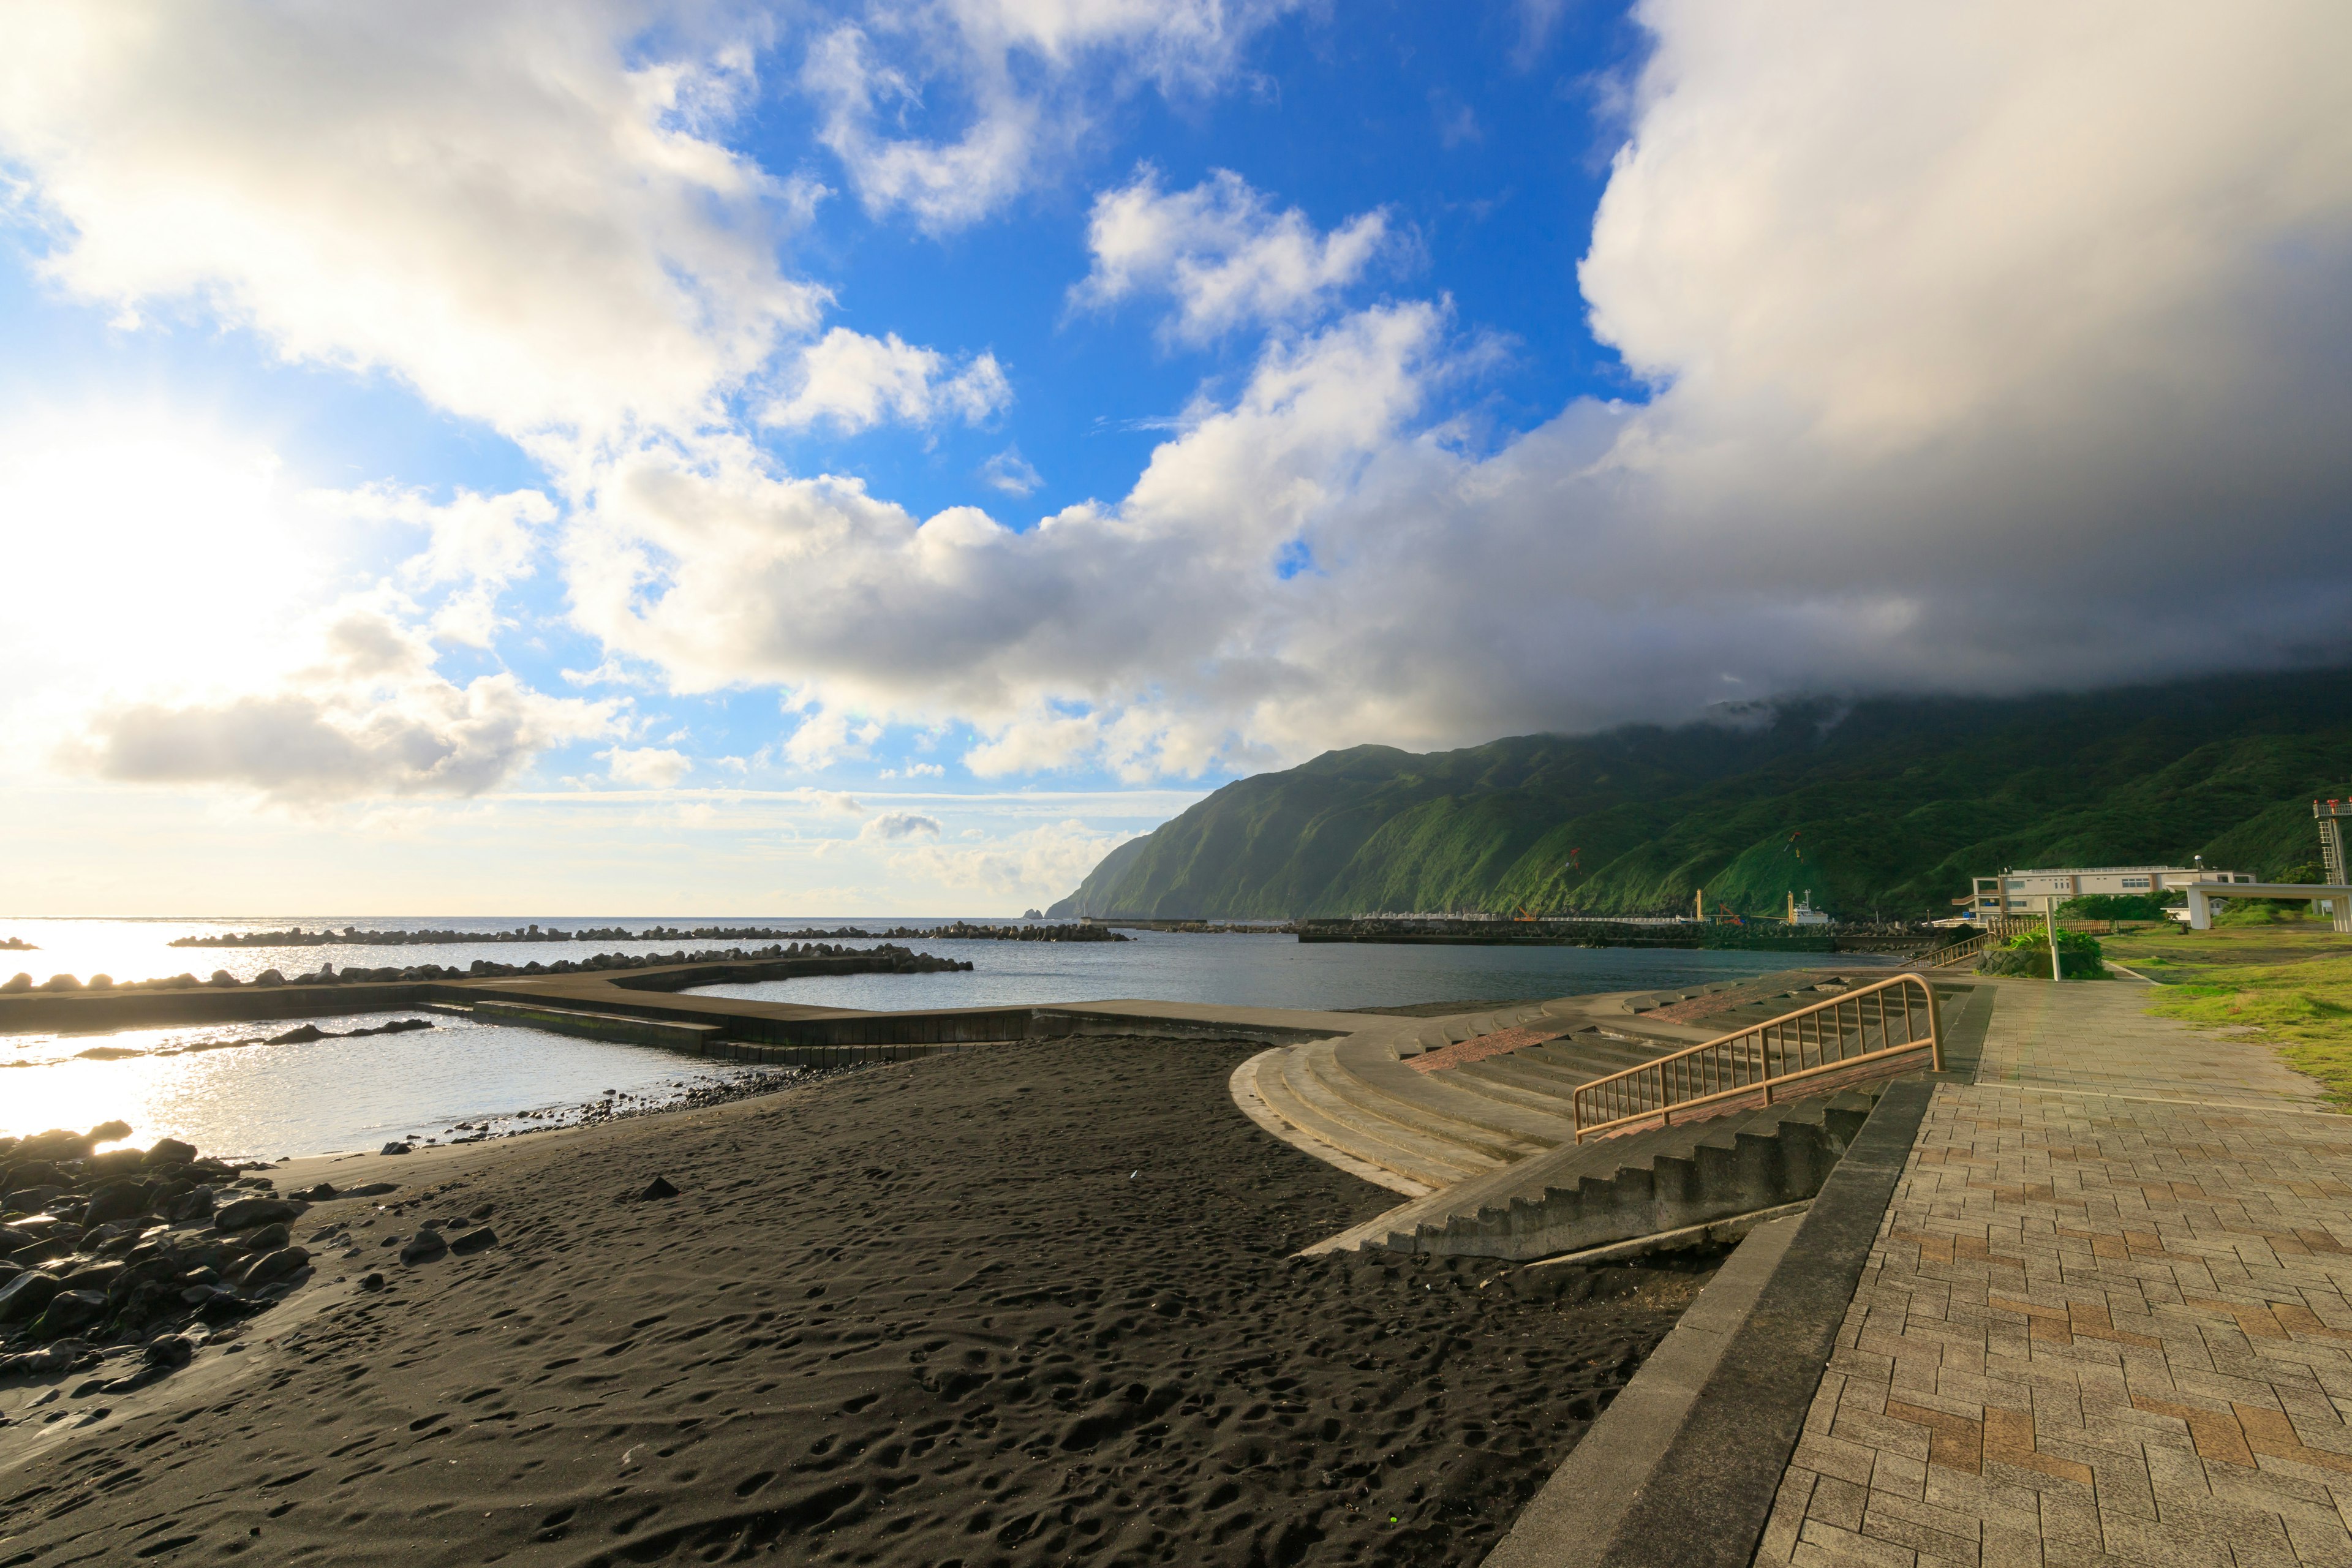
[1047,671,2352,920]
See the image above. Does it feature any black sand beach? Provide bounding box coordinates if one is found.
[1,1035,1706,1567]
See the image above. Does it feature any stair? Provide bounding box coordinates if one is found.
[1298,1090,1881,1261]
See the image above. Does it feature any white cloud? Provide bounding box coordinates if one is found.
[1075,167,1392,343]
[67,598,620,804]
[859,810,944,841]
[0,2,822,442]
[979,447,1044,496]
[888,817,1133,900]
[326,484,557,647]
[601,745,692,788]
[803,3,1302,231]
[762,328,1011,433]
[564,302,1441,777]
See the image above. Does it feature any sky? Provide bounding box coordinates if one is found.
[1,0,2348,918]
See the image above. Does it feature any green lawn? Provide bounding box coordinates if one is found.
[2103,922,2352,1104]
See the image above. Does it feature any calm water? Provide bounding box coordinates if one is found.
[1,916,1877,1160]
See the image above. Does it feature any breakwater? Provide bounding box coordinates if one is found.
[166,921,1125,948]
[1288,918,1946,955]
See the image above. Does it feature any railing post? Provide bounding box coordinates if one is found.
[1923,976,1943,1073]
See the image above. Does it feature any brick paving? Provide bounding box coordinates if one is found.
[1754,976,2352,1567]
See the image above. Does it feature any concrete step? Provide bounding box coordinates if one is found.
[1306,1039,1554,1161]
[1301,1088,1885,1261]
[1279,1045,1504,1182]
[1434,1060,1584,1116]
[1253,1046,1494,1189]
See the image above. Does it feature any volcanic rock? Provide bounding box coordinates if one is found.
[639,1175,680,1200]
[213,1197,299,1231]
[0,1269,62,1322]
[399,1231,448,1264]
[82,1180,151,1227]
[31,1289,107,1340]
[143,1138,198,1167]
[244,1246,310,1286]
[448,1226,497,1256]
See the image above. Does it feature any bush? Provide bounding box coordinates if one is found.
[2058,894,2169,921]
[2212,898,2318,927]
[1978,927,2108,979]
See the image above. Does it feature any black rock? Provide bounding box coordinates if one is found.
[639,1176,680,1200]
[448,1227,497,1256]
[358,1271,385,1291]
[399,1231,448,1264]
[1,1161,65,1193]
[31,1289,107,1340]
[81,1180,151,1227]
[143,1138,198,1167]
[213,1197,299,1231]
[268,1024,326,1044]
[197,1291,262,1324]
[0,1269,62,1323]
[143,1333,196,1368]
[294,1182,338,1200]
[88,1120,131,1145]
[379,1142,413,1156]
[168,1188,215,1224]
[244,1246,310,1286]
[243,1222,291,1251]
[341,1182,399,1198]
[58,1259,125,1294]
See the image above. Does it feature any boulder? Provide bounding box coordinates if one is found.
[88,1120,132,1146]
[85,1149,148,1179]
[341,1182,399,1199]
[31,1289,107,1340]
[639,1176,680,1200]
[144,1334,195,1369]
[1,974,29,993]
[213,1197,299,1232]
[167,1189,215,1224]
[37,974,81,992]
[244,1246,310,1286]
[2,1160,66,1191]
[252,969,285,987]
[208,971,238,987]
[243,1222,291,1251]
[358,1272,385,1291]
[399,1231,448,1264]
[58,1259,125,1294]
[0,1269,61,1323]
[143,1139,198,1167]
[268,1024,326,1045]
[448,1226,498,1256]
[379,1142,413,1156]
[86,974,113,990]
[81,1180,152,1227]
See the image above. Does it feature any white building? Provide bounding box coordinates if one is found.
[1964,865,2252,920]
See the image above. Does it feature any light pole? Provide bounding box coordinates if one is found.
[2045,895,2062,983]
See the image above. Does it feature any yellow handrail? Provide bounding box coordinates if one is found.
[1570,972,1943,1142]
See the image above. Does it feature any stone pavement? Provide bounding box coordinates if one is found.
[1755,976,2352,1567]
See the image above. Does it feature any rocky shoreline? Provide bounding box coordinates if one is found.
[3,939,972,995]
[166,921,1129,949]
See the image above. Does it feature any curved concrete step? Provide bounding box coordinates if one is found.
[1228,1052,1431,1198]
[1311,1038,1556,1159]
[1256,1046,1494,1188]
[1276,1048,1500,1179]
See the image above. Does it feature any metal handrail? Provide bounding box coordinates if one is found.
[1924,932,1997,968]
[1570,972,1943,1142]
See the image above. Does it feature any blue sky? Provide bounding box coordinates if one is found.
[1,1,2346,915]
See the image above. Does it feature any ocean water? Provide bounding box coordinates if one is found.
[0,916,1879,1161]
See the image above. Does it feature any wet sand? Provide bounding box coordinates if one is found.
[0,1034,1706,1567]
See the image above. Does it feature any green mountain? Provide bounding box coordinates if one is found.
[1048,670,2352,920]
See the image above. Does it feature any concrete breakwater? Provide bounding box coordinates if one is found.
[0,946,971,1036]
[1297,918,1845,952]
[165,920,1126,949]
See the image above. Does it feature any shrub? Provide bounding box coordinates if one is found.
[2058,894,2169,921]
[1978,927,2108,979]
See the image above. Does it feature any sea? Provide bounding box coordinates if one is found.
[0,916,1883,1163]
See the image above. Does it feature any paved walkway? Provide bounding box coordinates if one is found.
[1755,976,2352,1567]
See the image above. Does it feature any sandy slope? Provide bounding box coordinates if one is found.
[0,1035,1704,1567]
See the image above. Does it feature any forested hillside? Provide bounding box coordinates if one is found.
[1049,671,2352,920]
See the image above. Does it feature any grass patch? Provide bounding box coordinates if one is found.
[2103,924,2352,1103]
